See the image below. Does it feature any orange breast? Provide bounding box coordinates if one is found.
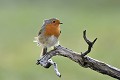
[44,24,60,38]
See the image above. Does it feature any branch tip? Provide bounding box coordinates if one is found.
[92,38,97,44]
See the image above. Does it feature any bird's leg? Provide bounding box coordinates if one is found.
[42,47,47,55]
[36,47,47,65]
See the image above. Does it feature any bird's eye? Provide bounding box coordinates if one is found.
[52,21,55,23]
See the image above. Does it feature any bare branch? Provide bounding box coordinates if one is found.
[36,30,120,79]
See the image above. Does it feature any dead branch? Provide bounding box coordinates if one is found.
[36,30,120,79]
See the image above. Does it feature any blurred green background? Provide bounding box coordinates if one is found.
[0,0,120,80]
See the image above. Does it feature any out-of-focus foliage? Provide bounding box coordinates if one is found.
[0,0,120,80]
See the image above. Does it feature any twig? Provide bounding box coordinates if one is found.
[81,30,97,56]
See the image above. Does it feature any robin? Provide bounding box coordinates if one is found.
[34,18,63,56]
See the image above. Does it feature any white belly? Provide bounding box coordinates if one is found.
[34,35,59,48]
[44,35,59,47]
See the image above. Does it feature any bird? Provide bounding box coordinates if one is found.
[34,18,63,56]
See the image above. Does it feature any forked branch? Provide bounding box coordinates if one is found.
[81,30,97,56]
[36,30,120,79]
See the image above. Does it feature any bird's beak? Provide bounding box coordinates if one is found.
[59,22,63,24]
